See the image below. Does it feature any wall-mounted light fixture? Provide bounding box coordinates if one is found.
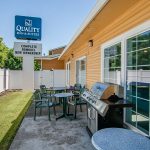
[71,53,74,58]
[88,40,93,47]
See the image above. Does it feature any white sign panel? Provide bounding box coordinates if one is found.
[14,42,42,57]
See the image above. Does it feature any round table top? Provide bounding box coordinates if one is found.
[92,128,150,150]
[54,93,74,98]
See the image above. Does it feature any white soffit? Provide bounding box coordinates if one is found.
[59,0,109,59]
[35,54,60,60]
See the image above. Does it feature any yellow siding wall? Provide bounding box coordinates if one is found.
[38,59,64,70]
[63,0,150,88]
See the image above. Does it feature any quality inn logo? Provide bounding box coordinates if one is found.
[16,18,40,33]
[15,16,41,39]
[25,19,32,26]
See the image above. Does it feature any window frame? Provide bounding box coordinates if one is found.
[103,42,122,85]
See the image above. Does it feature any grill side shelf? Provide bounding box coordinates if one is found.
[100,99,133,108]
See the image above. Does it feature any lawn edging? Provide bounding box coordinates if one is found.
[0,93,33,150]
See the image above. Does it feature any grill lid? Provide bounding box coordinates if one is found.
[90,82,111,99]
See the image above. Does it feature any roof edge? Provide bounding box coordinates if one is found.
[58,0,109,60]
[49,45,66,52]
[35,54,60,60]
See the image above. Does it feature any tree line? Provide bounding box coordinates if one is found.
[0,37,40,70]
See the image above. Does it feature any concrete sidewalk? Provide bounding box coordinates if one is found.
[10,104,94,150]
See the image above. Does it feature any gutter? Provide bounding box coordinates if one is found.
[58,0,109,60]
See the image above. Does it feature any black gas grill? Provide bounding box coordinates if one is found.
[81,82,133,135]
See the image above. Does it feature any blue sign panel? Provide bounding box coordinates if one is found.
[15,16,42,40]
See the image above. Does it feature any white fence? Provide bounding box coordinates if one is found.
[34,70,66,89]
[9,70,23,89]
[0,69,4,93]
[2,69,149,93]
[0,69,66,93]
[0,69,9,93]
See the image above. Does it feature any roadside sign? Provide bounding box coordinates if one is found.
[15,16,42,40]
[14,42,42,57]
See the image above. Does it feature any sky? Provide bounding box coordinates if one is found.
[0,0,97,55]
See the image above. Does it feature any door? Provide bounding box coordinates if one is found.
[76,57,86,86]
[66,62,70,87]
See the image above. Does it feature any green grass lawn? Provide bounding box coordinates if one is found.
[0,91,33,150]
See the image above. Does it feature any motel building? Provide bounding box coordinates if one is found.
[52,0,150,136]
[36,46,65,70]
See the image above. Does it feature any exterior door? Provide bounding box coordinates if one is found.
[66,62,70,87]
[76,57,86,86]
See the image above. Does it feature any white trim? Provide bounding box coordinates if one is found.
[100,20,150,136]
[101,41,122,84]
[35,55,60,60]
[125,122,148,137]
[76,56,86,61]
[100,45,104,82]
[59,0,109,60]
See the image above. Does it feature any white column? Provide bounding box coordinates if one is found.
[22,55,34,91]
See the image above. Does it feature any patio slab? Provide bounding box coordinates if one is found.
[10,105,94,150]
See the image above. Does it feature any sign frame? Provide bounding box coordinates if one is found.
[14,42,42,57]
[15,15,42,40]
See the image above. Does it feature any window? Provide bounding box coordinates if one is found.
[76,57,86,86]
[103,43,121,85]
[126,30,150,135]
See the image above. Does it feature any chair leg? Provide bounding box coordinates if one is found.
[59,98,62,104]
[80,105,82,112]
[53,106,56,116]
[40,107,42,116]
[74,105,77,119]
[48,107,51,121]
[86,104,88,119]
[67,104,70,114]
[34,107,36,121]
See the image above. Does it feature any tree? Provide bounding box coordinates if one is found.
[34,60,41,71]
[0,37,9,68]
[5,49,22,70]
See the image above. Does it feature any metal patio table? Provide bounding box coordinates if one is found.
[92,128,150,150]
[49,87,67,93]
[49,87,76,93]
[54,93,74,120]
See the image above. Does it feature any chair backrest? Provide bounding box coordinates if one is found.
[74,83,85,94]
[40,85,47,94]
[74,83,82,90]
[33,90,41,100]
[40,85,46,89]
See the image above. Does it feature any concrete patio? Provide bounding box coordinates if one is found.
[10,103,94,150]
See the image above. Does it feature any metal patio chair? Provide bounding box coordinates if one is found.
[34,90,56,121]
[67,84,87,119]
[40,85,62,113]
